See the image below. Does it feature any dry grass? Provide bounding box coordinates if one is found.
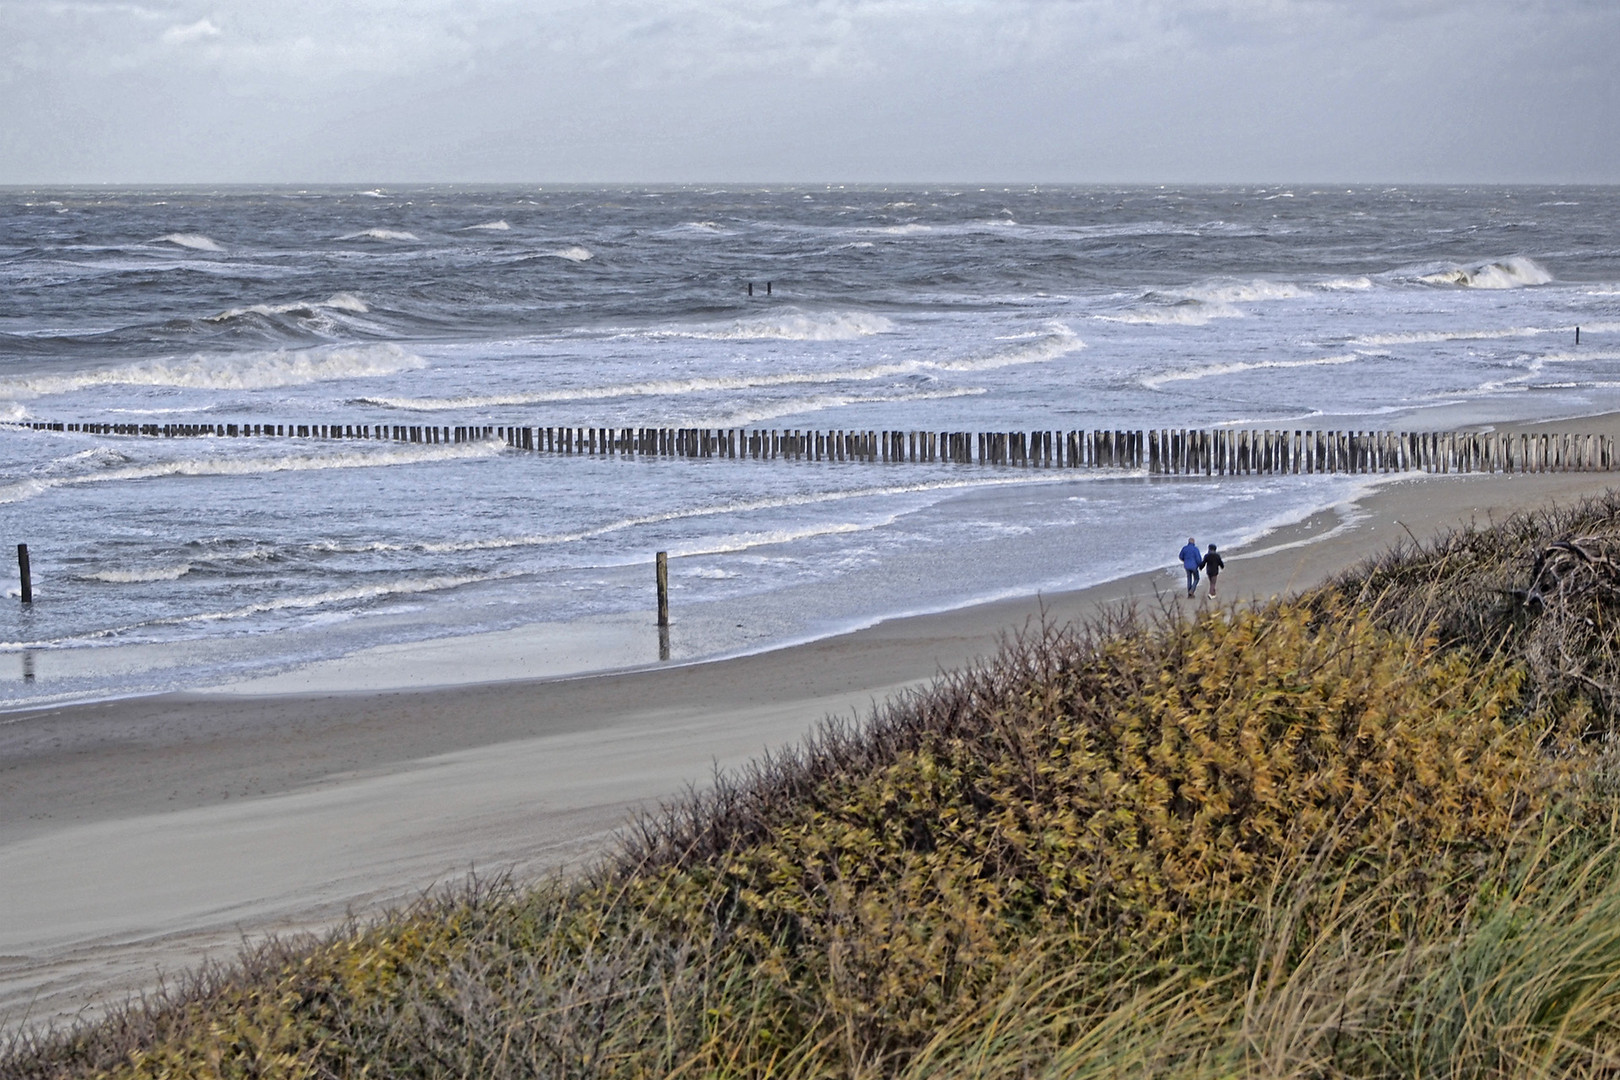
[12,495,1620,1079]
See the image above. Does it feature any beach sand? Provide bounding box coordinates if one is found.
[4,423,1619,1033]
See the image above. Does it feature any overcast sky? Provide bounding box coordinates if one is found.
[2,0,1616,184]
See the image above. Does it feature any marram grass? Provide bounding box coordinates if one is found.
[16,496,1620,1079]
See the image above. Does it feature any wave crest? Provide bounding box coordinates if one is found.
[206,292,370,322]
[339,228,420,242]
[1417,256,1552,289]
[154,233,224,252]
[0,441,502,506]
[0,343,425,399]
[651,310,893,342]
[1143,353,1359,390]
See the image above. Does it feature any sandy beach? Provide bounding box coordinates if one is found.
[4,421,1619,1033]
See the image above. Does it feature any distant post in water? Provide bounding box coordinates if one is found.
[747,282,753,297]
[1577,326,1582,345]
[766,281,772,295]
[16,543,31,604]
[655,551,669,628]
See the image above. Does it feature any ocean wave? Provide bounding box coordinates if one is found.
[1099,302,1241,326]
[0,343,424,399]
[417,475,1050,556]
[1142,354,1359,390]
[1416,255,1552,289]
[680,387,986,427]
[205,292,370,321]
[1177,279,1310,305]
[0,441,502,505]
[154,233,224,252]
[339,228,420,242]
[1536,349,1620,364]
[648,310,893,342]
[85,564,195,583]
[1318,276,1374,291]
[360,328,1075,412]
[1348,322,1620,347]
[932,324,1084,371]
[546,246,593,261]
[463,220,511,231]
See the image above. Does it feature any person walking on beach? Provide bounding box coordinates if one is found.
[1203,543,1226,598]
[1179,537,1203,598]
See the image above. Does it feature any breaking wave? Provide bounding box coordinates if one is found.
[1348,322,1617,347]
[1142,354,1359,390]
[649,310,893,342]
[86,564,195,583]
[416,475,1050,556]
[339,228,420,242]
[1416,256,1553,289]
[932,324,1083,371]
[0,343,425,399]
[680,387,986,428]
[357,326,1078,411]
[1102,279,1305,326]
[545,246,593,261]
[464,220,511,231]
[154,233,224,252]
[0,441,502,505]
[205,292,369,321]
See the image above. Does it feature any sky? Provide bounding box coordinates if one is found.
[1,0,1617,184]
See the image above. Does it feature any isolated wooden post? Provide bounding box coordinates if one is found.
[656,551,669,628]
[17,544,30,604]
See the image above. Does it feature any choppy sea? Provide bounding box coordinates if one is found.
[1,185,1616,707]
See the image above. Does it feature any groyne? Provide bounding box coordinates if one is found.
[10,421,1614,474]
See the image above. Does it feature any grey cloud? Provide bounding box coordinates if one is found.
[0,0,1614,182]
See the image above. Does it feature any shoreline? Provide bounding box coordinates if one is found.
[5,456,1620,1031]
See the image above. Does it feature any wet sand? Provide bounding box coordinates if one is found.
[4,433,1618,1033]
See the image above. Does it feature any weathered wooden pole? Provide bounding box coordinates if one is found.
[17,543,31,604]
[656,551,669,629]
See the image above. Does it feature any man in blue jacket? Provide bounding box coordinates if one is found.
[1179,537,1203,598]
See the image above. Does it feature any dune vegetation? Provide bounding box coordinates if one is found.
[15,493,1620,1078]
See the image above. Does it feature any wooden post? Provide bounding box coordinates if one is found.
[17,543,30,604]
[656,551,669,629]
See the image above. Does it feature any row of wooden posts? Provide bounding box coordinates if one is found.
[12,420,1615,474]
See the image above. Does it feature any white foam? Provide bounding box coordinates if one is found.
[0,343,424,399]
[650,310,893,342]
[153,233,223,252]
[546,246,593,262]
[1178,279,1309,305]
[360,328,1075,413]
[932,323,1084,371]
[86,564,195,583]
[1100,303,1240,327]
[1318,276,1374,291]
[1348,322,1620,347]
[0,441,501,505]
[464,220,511,231]
[339,229,420,242]
[684,387,986,427]
[1417,255,1553,289]
[1143,353,1359,390]
[206,292,369,321]
[417,475,1054,556]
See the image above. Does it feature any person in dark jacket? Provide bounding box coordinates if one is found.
[1179,537,1202,597]
[1203,543,1226,598]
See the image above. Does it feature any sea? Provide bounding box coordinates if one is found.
[0,185,1616,708]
